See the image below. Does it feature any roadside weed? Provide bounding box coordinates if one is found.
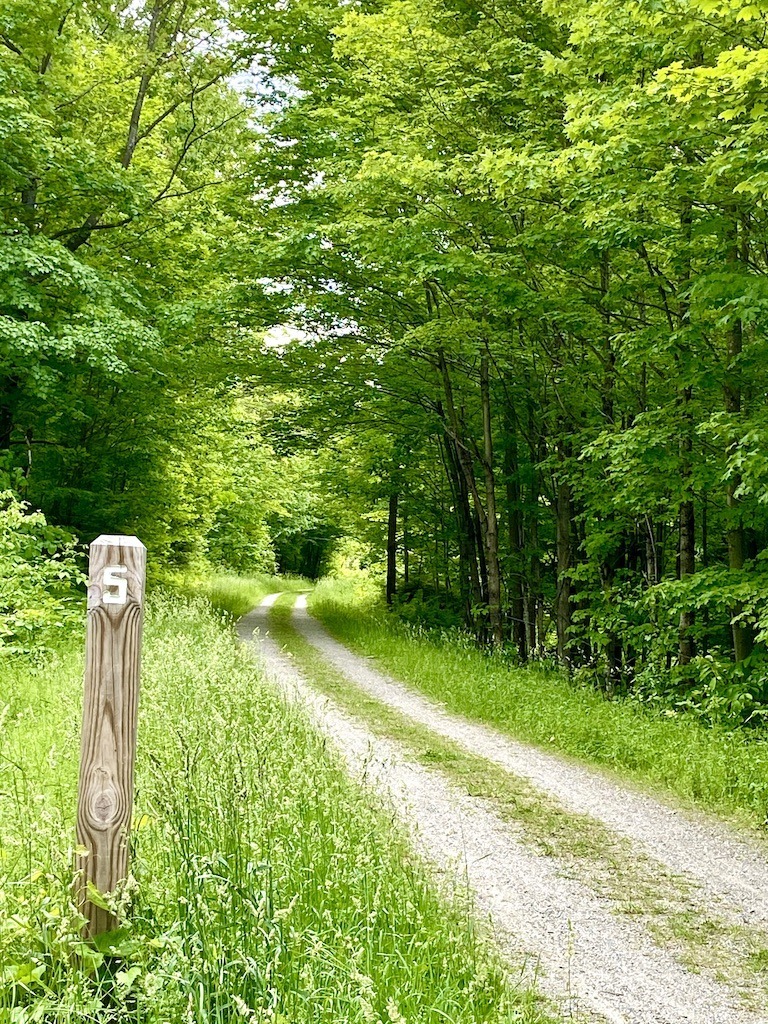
[0,593,551,1023]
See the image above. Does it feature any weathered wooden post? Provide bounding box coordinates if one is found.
[76,535,146,937]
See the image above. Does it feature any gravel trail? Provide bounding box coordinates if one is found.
[289,595,768,929]
[237,597,768,1024]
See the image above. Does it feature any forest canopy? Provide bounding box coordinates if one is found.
[4,0,768,707]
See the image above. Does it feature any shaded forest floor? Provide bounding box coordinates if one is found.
[238,590,768,1024]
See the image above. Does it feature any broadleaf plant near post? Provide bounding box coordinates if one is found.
[76,535,146,937]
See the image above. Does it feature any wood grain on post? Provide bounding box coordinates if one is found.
[76,535,146,937]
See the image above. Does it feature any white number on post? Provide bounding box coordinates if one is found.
[103,565,128,606]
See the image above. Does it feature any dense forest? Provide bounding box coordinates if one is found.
[5,0,768,708]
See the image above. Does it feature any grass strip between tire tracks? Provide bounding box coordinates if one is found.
[268,594,768,1013]
[309,580,768,833]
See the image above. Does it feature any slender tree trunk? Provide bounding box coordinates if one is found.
[504,418,527,660]
[599,251,622,689]
[67,1,165,252]
[474,510,489,605]
[525,424,544,656]
[600,251,615,424]
[526,503,541,655]
[386,491,398,606]
[439,430,481,629]
[644,515,659,586]
[724,217,754,663]
[679,386,696,666]
[403,507,410,587]
[677,198,696,669]
[678,427,696,668]
[480,354,504,646]
[438,348,499,643]
[555,446,573,665]
[21,180,39,232]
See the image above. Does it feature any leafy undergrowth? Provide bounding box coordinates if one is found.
[0,593,548,1023]
[309,579,768,831]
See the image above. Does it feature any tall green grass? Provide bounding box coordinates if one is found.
[0,593,549,1023]
[309,579,768,830]
[185,572,309,619]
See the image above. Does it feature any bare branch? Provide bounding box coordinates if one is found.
[55,214,134,244]
[0,33,23,56]
[151,108,246,204]
[137,69,231,141]
[152,176,246,202]
[39,4,75,73]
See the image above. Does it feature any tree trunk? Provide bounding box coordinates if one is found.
[724,217,754,663]
[597,253,622,688]
[676,198,696,669]
[525,422,544,656]
[439,430,482,630]
[526,507,541,655]
[437,349,494,642]
[678,468,696,667]
[504,419,527,660]
[480,354,504,646]
[403,507,410,587]
[474,510,489,606]
[67,1,165,252]
[386,491,398,606]
[644,515,659,587]
[555,458,573,666]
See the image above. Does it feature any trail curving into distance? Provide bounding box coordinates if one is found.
[288,598,768,929]
[237,595,768,1024]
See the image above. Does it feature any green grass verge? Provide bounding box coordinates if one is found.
[309,579,768,831]
[0,591,551,1023]
[182,572,309,619]
[268,594,768,1008]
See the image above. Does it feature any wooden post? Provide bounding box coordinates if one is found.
[76,535,146,937]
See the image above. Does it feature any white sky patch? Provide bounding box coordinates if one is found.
[262,325,310,349]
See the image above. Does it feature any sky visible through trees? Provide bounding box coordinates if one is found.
[4,0,768,710]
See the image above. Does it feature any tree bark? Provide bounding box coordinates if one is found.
[439,430,482,629]
[479,353,504,646]
[0,376,19,450]
[525,418,544,656]
[678,450,696,668]
[436,348,501,643]
[403,506,410,587]
[504,418,527,660]
[599,250,622,689]
[437,349,496,641]
[555,447,574,665]
[724,216,754,663]
[386,491,398,605]
[677,198,696,669]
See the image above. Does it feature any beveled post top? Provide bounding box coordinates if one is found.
[91,535,146,551]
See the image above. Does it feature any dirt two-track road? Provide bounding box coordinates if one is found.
[238,594,768,1024]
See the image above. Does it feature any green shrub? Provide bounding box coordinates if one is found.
[0,492,85,656]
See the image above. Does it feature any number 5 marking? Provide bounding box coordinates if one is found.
[103,565,128,605]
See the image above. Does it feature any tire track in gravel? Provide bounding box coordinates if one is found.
[237,596,768,1024]
[288,595,768,932]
